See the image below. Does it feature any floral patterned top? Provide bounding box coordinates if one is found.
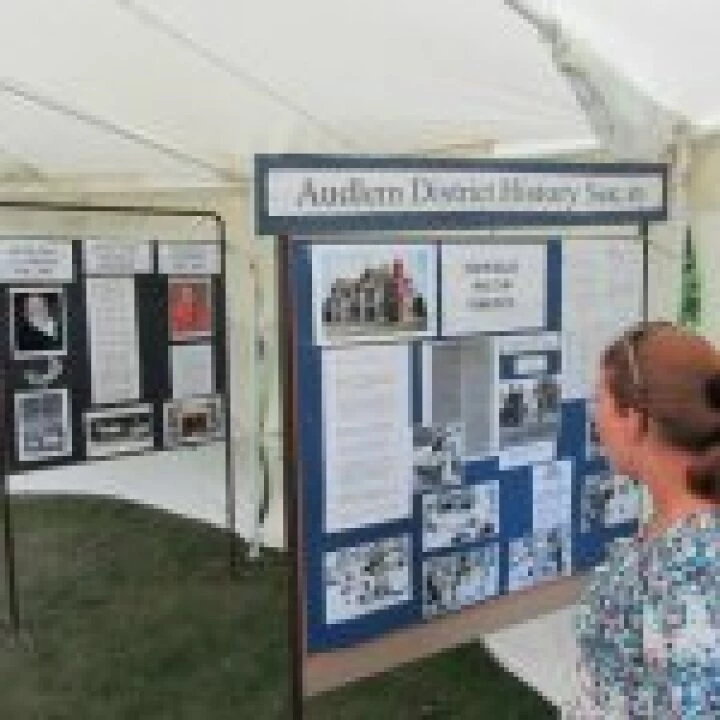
[564,509,719,719]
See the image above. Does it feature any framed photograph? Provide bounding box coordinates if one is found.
[14,388,72,462]
[10,286,67,359]
[163,395,224,448]
[84,404,155,459]
[312,243,437,346]
[168,277,213,341]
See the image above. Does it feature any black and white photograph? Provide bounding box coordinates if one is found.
[422,481,499,551]
[413,422,464,492]
[84,404,155,459]
[14,388,72,462]
[507,527,572,592]
[163,396,224,448]
[11,286,67,359]
[581,471,640,532]
[313,243,436,345]
[324,535,411,625]
[423,545,500,619]
[498,374,561,449]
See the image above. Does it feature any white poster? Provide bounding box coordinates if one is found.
[15,388,72,462]
[171,343,215,399]
[84,239,152,275]
[86,278,141,405]
[158,243,220,275]
[322,344,413,532]
[532,460,573,531]
[0,238,73,282]
[324,536,411,625]
[441,243,546,335]
[312,243,436,346]
[562,238,643,399]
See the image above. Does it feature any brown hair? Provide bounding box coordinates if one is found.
[602,322,720,502]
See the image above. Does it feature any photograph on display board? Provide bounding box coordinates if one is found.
[168,277,213,341]
[313,244,436,345]
[422,481,499,551]
[585,398,605,460]
[507,527,572,593]
[14,388,72,462]
[498,374,560,450]
[423,544,500,619]
[581,471,640,533]
[413,422,464,492]
[532,460,573,532]
[10,287,67,359]
[323,535,411,625]
[84,405,155,459]
[163,396,223,448]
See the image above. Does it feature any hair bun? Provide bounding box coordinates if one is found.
[705,374,720,409]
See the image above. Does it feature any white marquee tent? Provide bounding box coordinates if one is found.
[3,0,720,553]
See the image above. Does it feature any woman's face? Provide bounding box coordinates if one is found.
[593,364,640,477]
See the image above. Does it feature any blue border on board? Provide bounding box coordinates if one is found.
[294,230,641,653]
[255,155,668,234]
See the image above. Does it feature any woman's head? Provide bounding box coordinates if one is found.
[596,321,720,502]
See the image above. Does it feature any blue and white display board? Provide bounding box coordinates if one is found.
[255,156,667,654]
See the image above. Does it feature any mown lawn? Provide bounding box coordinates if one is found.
[0,497,556,719]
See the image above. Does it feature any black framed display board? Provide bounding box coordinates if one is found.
[255,155,668,716]
[0,202,234,642]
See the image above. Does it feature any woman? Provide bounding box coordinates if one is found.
[567,322,719,718]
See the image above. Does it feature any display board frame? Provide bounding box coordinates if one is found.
[0,201,235,646]
[256,154,667,719]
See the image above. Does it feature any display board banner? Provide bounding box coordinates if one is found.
[255,156,667,233]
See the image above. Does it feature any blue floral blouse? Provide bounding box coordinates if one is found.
[566,509,719,719]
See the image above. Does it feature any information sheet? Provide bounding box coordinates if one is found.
[322,344,413,532]
[86,278,141,404]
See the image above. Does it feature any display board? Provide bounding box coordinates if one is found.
[255,155,668,713]
[0,237,227,473]
[292,235,645,651]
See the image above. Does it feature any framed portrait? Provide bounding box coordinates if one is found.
[10,286,67,359]
[168,277,213,341]
[163,395,224,448]
[14,388,72,462]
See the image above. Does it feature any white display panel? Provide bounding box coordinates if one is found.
[158,243,220,275]
[83,239,152,275]
[171,343,215,399]
[561,238,643,399]
[312,243,437,346]
[322,344,413,532]
[441,243,546,335]
[0,238,73,282]
[86,278,141,405]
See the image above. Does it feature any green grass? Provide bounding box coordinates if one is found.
[0,497,557,719]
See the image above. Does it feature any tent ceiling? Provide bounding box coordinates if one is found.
[0,1,717,184]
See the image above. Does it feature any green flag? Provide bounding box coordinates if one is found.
[678,227,701,330]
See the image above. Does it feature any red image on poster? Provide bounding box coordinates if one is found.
[168,278,212,340]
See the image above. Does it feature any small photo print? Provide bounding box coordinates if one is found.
[324,535,411,625]
[498,375,561,450]
[15,388,72,462]
[507,526,572,593]
[422,481,500,551]
[168,277,213,341]
[11,287,67,359]
[85,404,155,459]
[163,395,224,448]
[581,471,640,532]
[413,422,464,492]
[585,399,604,460]
[313,244,436,345]
[423,544,500,619]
